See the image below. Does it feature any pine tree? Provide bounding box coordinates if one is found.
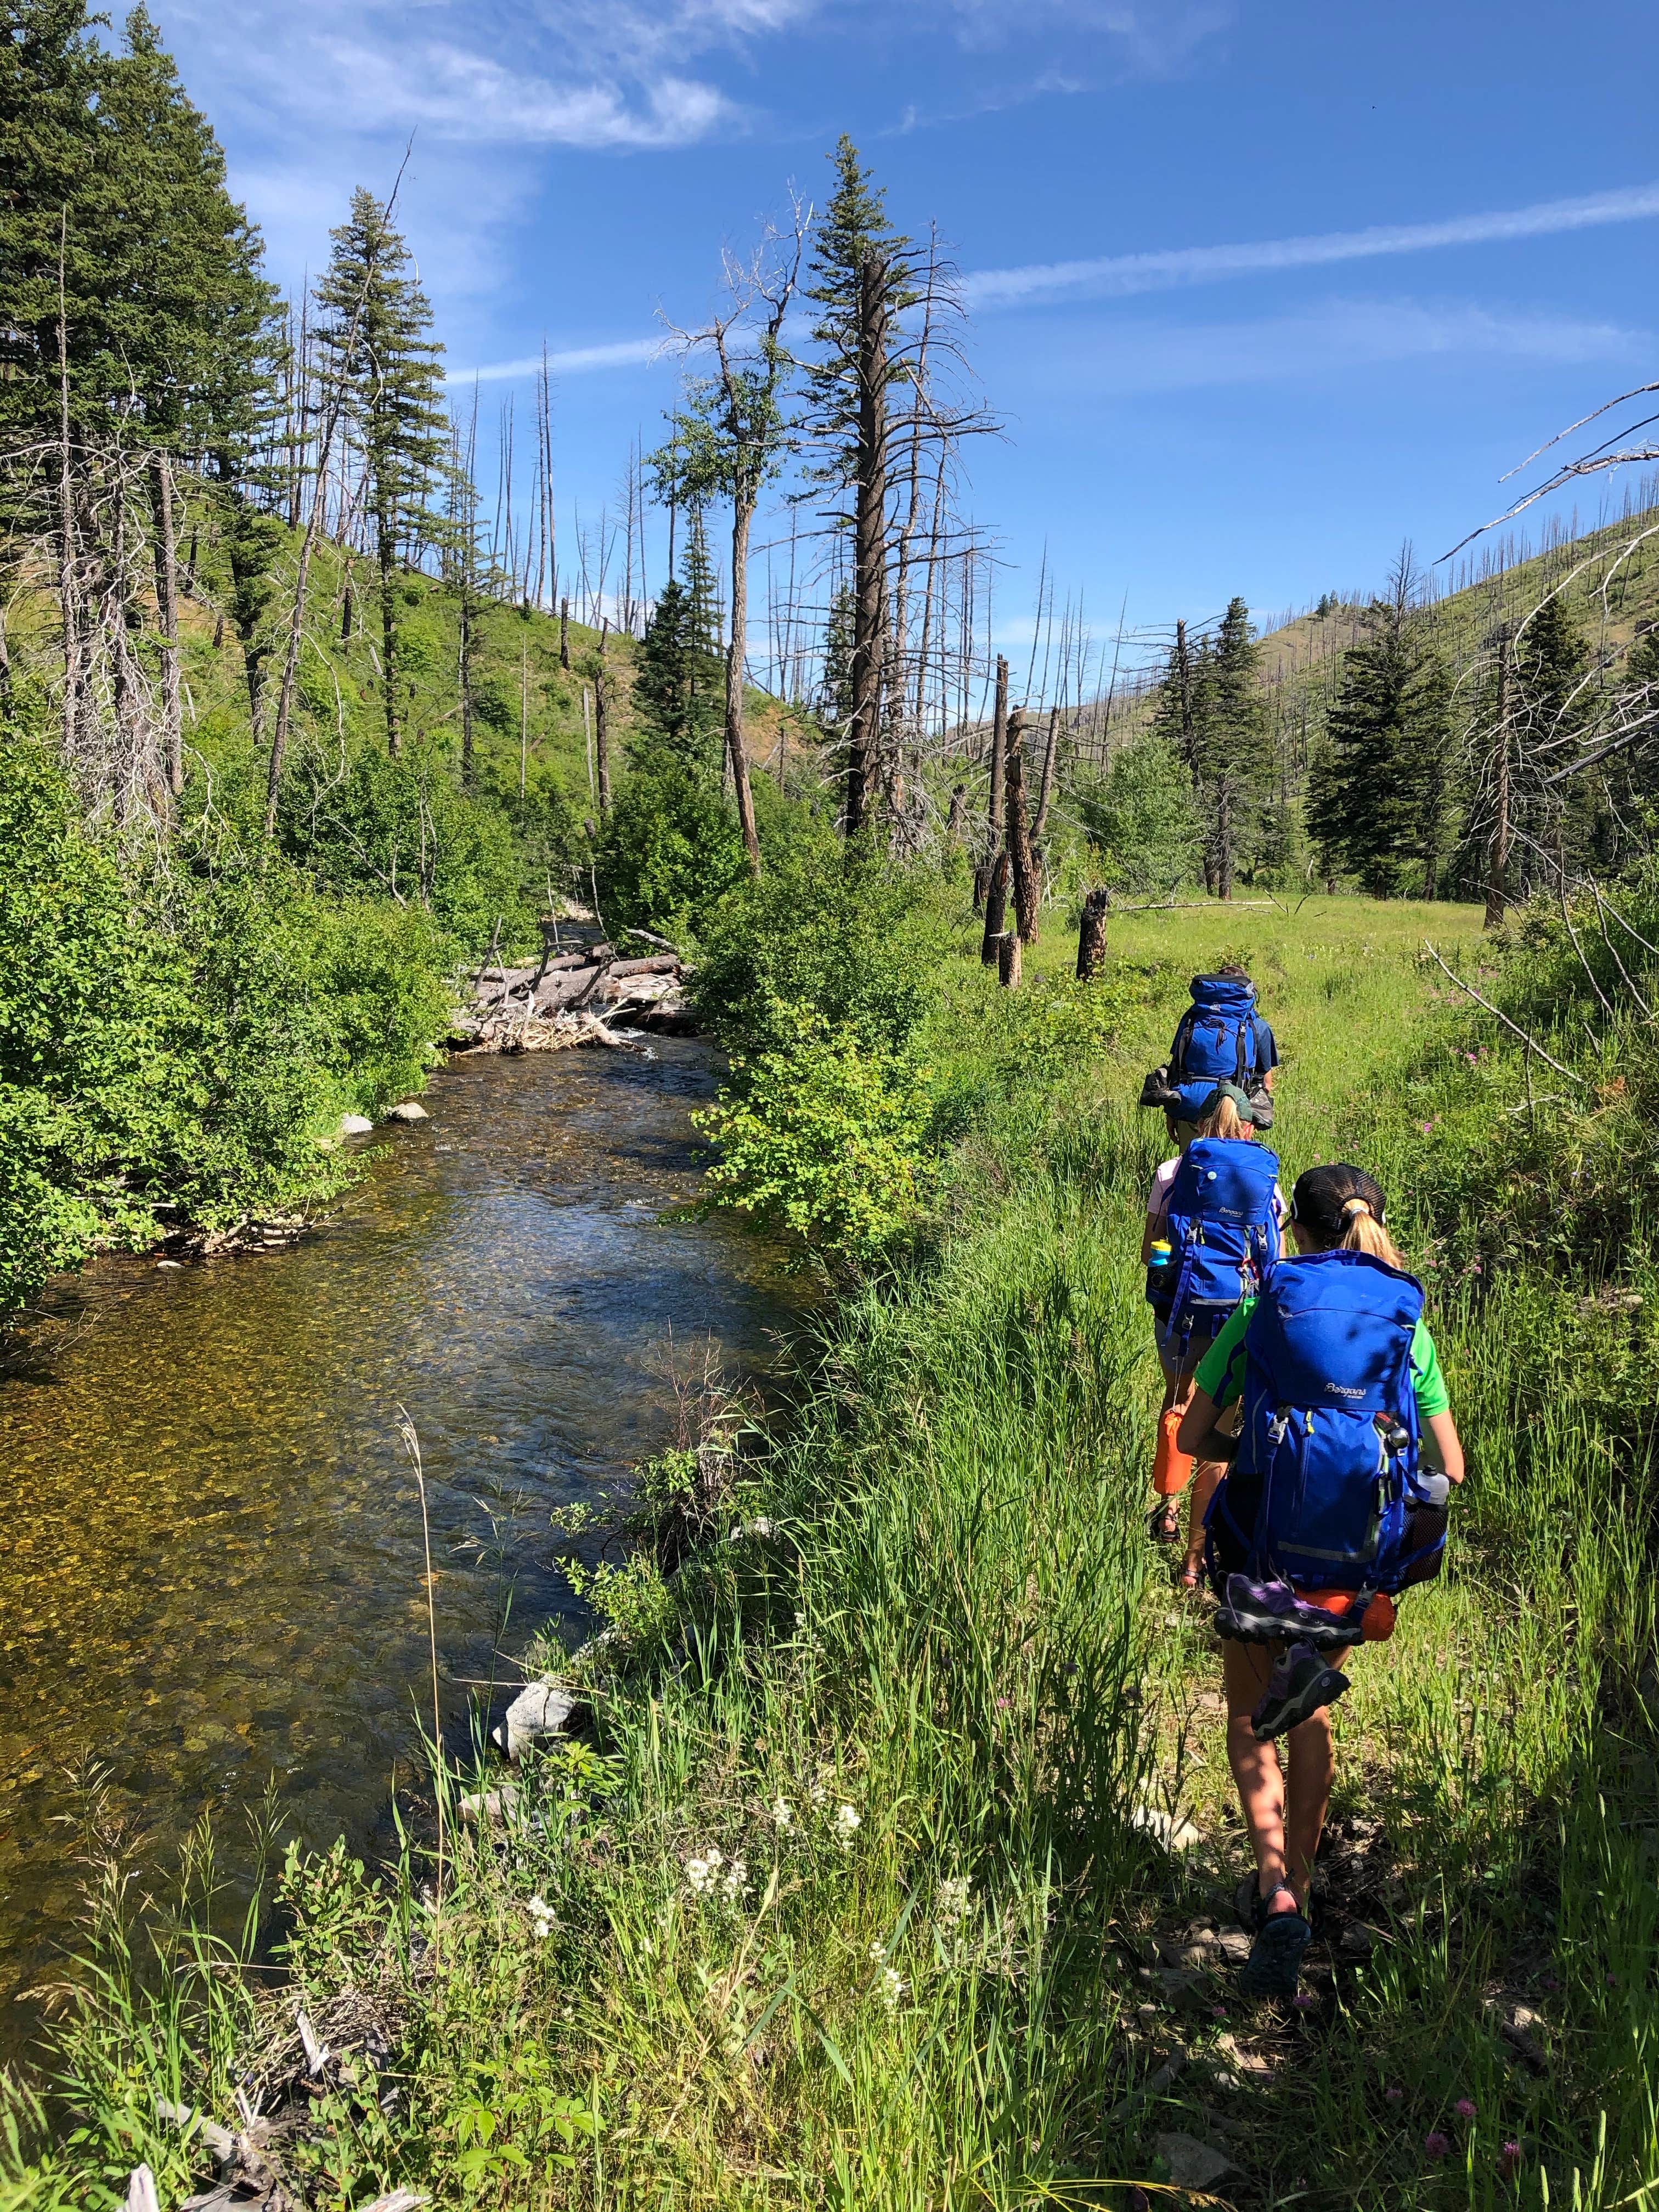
[633,568,724,776]
[314,190,447,758]
[1513,592,1593,883]
[1199,597,1266,899]
[1306,563,1455,898]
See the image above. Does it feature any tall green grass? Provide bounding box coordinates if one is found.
[8,895,1659,2210]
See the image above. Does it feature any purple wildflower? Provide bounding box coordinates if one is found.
[1386,2086,1404,2103]
[1292,1992,1318,2010]
[1455,2098,1477,2120]
[1501,2141,1522,2177]
[1425,2131,1453,2159]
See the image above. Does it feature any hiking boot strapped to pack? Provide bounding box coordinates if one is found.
[1140,973,1276,1127]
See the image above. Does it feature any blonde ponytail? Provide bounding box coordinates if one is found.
[1194,1092,1250,1141]
[1338,1195,1404,1270]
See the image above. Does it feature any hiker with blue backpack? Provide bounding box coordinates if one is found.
[1143,1082,1284,1588]
[1176,1163,1464,1998]
[1139,964,1278,1137]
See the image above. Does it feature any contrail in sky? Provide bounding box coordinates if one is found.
[963,182,1659,309]
[447,337,661,385]
[451,182,1659,380]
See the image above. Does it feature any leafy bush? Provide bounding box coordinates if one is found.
[278,744,528,947]
[695,836,953,1058]
[1076,736,1201,897]
[591,764,749,940]
[0,740,455,1312]
[693,1006,934,1268]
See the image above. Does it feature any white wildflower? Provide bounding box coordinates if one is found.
[525,1894,558,1940]
[935,1875,972,1928]
[880,1966,907,2012]
[793,1610,806,1629]
[833,1803,861,1849]
[772,1797,794,1831]
[721,1857,751,1904]
[868,1940,888,1966]
[684,1846,726,1897]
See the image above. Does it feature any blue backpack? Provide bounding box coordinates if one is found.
[1167,975,1268,1120]
[1211,1249,1445,1595]
[1149,1137,1282,1349]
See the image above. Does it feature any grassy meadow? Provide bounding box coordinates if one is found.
[9,891,1659,2212]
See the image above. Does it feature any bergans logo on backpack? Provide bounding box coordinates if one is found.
[1211,1249,1446,1596]
[1165,974,1267,1120]
[1148,1136,1282,1350]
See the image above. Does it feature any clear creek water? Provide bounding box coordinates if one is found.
[0,1043,792,2038]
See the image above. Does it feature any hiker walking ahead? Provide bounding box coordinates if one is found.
[1140,963,1278,1138]
[1177,1164,1463,1998]
[1143,1082,1283,1587]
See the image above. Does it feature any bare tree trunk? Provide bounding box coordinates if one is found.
[726,495,761,875]
[149,452,183,798]
[1485,631,1511,929]
[997,928,1022,989]
[847,253,891,838]
[945,781,967,849]
[594,662,612,814]
[460,578,475,793]
[1005,707,1040,944]
[0,596,12,712]
[1216,775,1234,901]
[981,848,1009,966]
[560,597,571,670]
[1076,887,1109,980]
[377,513,400,758]
[985,652,1008,856]
[56,212,82,760]
[518,635,528,803]
[1033,704,1060,846]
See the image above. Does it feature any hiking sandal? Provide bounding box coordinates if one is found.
[1148,1502,1182,1543]
[1239,1887,1313,1998]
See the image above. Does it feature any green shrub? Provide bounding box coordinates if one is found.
[1076,735,1201,897]
[591,764,749,939]
[692,1005,934,1268]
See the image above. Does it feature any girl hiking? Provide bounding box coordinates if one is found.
[1144,1082,1283,1589]
[1176,1164,1464,1998]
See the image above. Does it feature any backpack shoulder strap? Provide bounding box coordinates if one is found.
[1170,1008,1195,1082]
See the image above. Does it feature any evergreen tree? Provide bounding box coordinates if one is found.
[1513,592,1594,882]
[633,566,724,776]
[314,190,447,758]
[1200,597,1266,899]
[1306,564,1455,898]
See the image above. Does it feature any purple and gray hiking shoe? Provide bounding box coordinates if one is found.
[1250,1640,1351,1741]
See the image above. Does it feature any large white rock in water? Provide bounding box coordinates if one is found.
[338,1113,374,1136]
[501,1682,578,1760]
[385,1100,429,1122]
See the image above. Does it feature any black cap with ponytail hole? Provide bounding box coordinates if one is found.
[1290,1163,1389,1240]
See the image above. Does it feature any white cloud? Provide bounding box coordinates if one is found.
[1028,298,1641,397]
[966,182,1659,311]
[448,338,668,383]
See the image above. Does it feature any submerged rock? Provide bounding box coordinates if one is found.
[385,1101,429,1123]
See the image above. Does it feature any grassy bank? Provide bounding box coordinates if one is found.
[8,895,1659,2211]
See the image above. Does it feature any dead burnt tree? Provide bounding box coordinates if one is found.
[656,198,809,876]
[981,848,1009,966]
[1005,705,1040,945]
[1484,625,1513,928]
[148,453,183,799]
[997,928,1021,989]
[985,650,1009,865]
[1076,888,1109,979]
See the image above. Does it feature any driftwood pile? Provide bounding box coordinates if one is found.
[450,924,697,1056]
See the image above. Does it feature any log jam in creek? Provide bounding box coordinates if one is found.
[0,1042,794,2041]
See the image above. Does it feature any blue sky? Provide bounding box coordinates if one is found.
[160,0,1657,668]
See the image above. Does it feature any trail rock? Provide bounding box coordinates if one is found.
[385,1101,429,1122]
[499,1681,579,1759]
[1131,1805,1201,1853]
[1155,2132,1238,2191]
[339,1114,374,1136]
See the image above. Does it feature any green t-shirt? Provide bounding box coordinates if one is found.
[1193,1295,1449,1419]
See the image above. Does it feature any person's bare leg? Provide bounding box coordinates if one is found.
[1181,1458,1224,1585]
[1150,1358,1192,1540]
[1280,1646,1349,1901]
[1222,1641,1295,1907]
